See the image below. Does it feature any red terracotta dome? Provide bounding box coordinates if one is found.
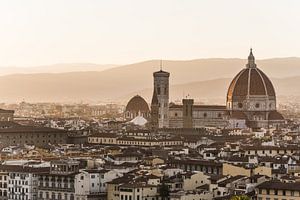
[227,49,275,102]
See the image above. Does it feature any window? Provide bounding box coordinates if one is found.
[238,103,243,108]
[255,103,260,108]
[157,87,161,95]
[203,113,207,118]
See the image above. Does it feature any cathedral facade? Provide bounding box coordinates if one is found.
[150,49,285,129]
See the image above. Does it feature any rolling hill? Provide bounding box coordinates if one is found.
[0,58,299,103]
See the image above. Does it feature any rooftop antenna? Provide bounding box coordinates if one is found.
[160,59,163,71]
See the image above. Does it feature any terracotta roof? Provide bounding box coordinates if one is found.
[0,121,67,134]
[193,105,226,110]
[168,158,222,167]
[90,132,117,138]
[169,104,182,109]
[227,67,276,101]
[257,180,300,191]
[169,104,226,110]
[218,175,246,187]
[0,109,14,113]
[0,165,50,173]
[268,111,284,120]
[121,182,156,188]
[242,145,299,151]
[230,111,248,120]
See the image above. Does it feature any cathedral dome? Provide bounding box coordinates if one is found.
[125,95,150,113]
[227,49,276,102]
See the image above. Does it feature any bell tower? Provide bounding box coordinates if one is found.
[151,61,170,128]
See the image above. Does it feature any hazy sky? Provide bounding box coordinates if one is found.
[0,0,299,67]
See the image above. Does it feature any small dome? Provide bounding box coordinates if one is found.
[126,95,150,113]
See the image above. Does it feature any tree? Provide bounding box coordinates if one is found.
[230,195,251,200]
[158,183,170,200]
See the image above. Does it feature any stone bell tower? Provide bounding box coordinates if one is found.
[151,61,170,128]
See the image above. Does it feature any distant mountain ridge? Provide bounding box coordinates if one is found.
[124,77,296,105]
[0,63,117,75]
[0,58,299,103]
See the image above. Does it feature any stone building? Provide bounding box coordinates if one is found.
[38,160,79,200]
[0,121,68,149]
[256,180,300,200]
[169,102,229,129]
[0,109,14,122]
[0,164,49,200]
[226,49,284,128]
[149,49,284,129]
